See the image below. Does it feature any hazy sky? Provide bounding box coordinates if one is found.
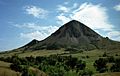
[0,0,120,51]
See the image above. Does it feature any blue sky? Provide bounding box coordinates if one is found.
[0,0,120,51]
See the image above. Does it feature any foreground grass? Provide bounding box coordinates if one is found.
[0,61,21,76]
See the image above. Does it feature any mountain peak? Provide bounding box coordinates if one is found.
[52,20,102,38]
[37,20,103,50]
[69,20,79,22]
[63,20,90,32]
[65,20,83,26]
[16,20,120,51]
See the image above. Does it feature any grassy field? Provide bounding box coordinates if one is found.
[0,61,21,76]
[0,49,120,76]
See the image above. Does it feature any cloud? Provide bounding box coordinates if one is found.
[72,3,114,31]
[107,31,120,38]
[57,3,78,13]
[114,4,120,11]
[57,2,113,31]
[14,23,59,40]
[24,5,48,18]
[14,23,40,30]
[56,2,120,41]
[72,3,78,9]
[107,31,120,41]
[20,31,47,41]
[57,5,70,12]
[56,13,71,24]
[64,2,69,5]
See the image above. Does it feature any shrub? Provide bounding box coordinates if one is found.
[76,60,86,70]
[115,54,118,56]
[10,63,23,72]
[103,52,107,57]
[65,57,78,69]
[86,55,89,58]
[107,56,115,63]
[94,58,107,73]
[110,58,120,72]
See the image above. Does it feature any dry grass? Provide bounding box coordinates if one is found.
[0,68,21,76]
[0,61,21,76]
[0,61,11,68]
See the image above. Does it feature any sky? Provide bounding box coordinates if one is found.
[0,0,120,51]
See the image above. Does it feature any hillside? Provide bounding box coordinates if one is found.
[16,20,120,51]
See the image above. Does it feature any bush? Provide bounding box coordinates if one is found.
[110,58,120,72]
[86,55,89,58]
[94,58,107,73]
[115,54,118,56]
[107,56,115,63]
[103,52,107,57]
[76,60,86,70]
[65,57,78,69]
[10,63,23,72]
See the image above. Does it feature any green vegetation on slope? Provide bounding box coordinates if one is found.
[0,49,120,76]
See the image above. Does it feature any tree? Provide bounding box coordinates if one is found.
[76,60,86,70]
[10,63,23,72]
[108,56,115,63]
[65,57,78,69]
[103,52,107,57]
[110,58,120,72]
[64,65,70,71]
[21,68,29,76]
[94,58,107,73]
[48,58,56,66]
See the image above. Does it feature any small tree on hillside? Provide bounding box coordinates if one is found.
[94,58,108,73]
[110,58,120,72]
